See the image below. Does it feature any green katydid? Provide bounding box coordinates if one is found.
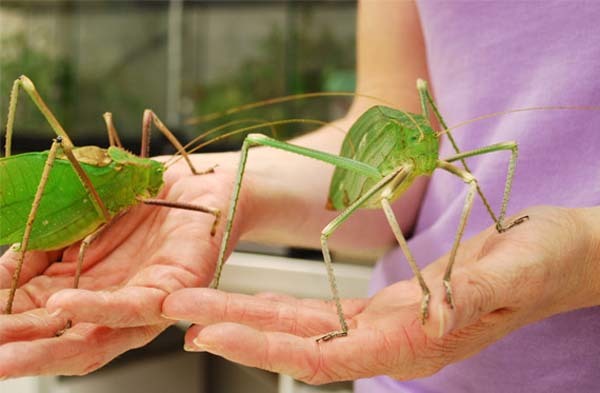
[0,75,222,317]
[210,78,531,342]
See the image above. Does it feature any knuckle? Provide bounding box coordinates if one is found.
[455,269,499,317]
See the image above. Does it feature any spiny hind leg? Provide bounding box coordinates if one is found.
[443,141,529,233]
[437,161,478,308]
[5,138,62,314]
[380,197,431,323]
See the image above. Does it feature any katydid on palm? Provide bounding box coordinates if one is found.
[0,75,221,319]
[211,79,529,342]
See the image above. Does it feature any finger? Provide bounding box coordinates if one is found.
[0,322,167,378]
[0,250,58,289]
[0,273,118,315]
[255,292,368,316]
[184,322,401,384]
[0,309,69,344]
[46,287,169,327]
[162,288,353,337]
[183,323,205,350]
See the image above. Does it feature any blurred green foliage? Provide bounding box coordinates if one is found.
[0,33,75,138]
[1,2,356,153]
[185,19,356,148]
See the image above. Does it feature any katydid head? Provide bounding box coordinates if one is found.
[148,159,166,196]
[105,146,165,196]
[363,106,439,175]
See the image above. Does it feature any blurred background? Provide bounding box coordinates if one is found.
[0,1,366,393]
[1,0,356,153]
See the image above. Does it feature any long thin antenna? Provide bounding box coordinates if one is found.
[185,91,395,125]
[438,105,600,136]
[165,118,334,168]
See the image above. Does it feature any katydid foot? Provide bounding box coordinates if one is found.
[443,279,455,309]
[55,320,72,337]
[420,291,431,323]
[316,330,348,343]
[496,215,529,233]
[444,214,529,310]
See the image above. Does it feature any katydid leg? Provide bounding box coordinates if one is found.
[416,79,504,231]
[141,110,215,175]
[5,137,62,314]
[380,196,431,323]
[317,168,410,341]
[5,76,111,223]
[141,198,221,236]
[443,141,528,232]
[74,220,118,290]
[436,160,478,307]
[53,220,117,334]
[102,112,123,148]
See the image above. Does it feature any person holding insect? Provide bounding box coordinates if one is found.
[1,1,599,392]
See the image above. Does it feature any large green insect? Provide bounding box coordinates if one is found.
[211,79,529,342]
[0,75,221,316]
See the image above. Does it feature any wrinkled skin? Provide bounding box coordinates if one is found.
[163,206,600,384]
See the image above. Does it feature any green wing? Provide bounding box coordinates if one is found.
[328,107,397,210]
[1,153,102,249]
[0,149,159,250]
[327,106,433,210]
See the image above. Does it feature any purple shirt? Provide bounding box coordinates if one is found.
[356,2,600,392]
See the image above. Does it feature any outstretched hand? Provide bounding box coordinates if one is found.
[162,206,600,384]
[0,156,239,378]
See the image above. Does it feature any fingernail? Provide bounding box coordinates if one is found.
[160,313,179,321]
[183,338,206,352]
[185,337,212,352]
[49,308,64,318]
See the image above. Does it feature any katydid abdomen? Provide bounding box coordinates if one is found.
[0,146,165,250]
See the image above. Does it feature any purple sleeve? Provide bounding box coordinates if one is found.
[357,1,600,392]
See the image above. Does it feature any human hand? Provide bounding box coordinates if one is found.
[0,155,241,378]
[161,206,600,383]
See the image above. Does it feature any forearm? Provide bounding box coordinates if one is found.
[573,206,600,307]
[187,1,430,256]
[235,0,431,254]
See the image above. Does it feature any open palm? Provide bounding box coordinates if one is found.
[0,157,237,377]
[163,206,598,384]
